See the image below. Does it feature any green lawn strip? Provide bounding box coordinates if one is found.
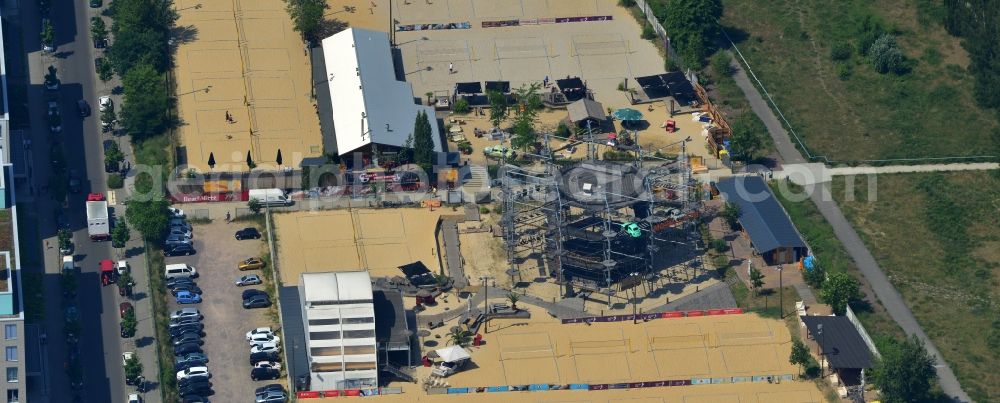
[144,243,178,402]
[718,0,997,161]
[832,172,1000,401]
[771,182,905,341]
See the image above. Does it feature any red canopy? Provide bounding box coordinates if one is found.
[100,259,114,272]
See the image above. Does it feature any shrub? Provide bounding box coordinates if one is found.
[641,23,656,40]
[836,63,852,80]
[555,122,571,138]
[868,34,908,75]
[665,58,679,72]
[711,52,732,78]
[711,238,728,253]
[618,0,636,6]
[829,42,852,61]
[479,206,490,214]
[453,98,470,114]
[107,174,124,189]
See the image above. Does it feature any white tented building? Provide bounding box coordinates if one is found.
[299,271,378,390]
[321,28,442,156]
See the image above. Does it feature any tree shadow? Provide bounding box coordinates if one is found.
[131,291,147,302]
[54,51,75,59]
[111,86,124,95]
[317,18,349,39]
[135,336,155,348]
[721,25,751,45]
[125,245,145,258]
[170,25,199,45]
[848,299,874,313]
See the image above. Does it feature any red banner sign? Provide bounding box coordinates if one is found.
[297,391,321,398]
[344,389,361,396]
[661,311,683,318]
[322,390,340,397]
[723,308,743,315]
[686,310,706,317]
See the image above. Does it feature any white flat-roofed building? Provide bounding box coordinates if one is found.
[321,28,442,156]
[299,271,378,390]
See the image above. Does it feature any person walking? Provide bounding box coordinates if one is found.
[448,62,454,74]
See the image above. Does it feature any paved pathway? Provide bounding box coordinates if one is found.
[727,51,972,402]
[827,162,999,176]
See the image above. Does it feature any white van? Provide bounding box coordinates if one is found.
[164,263,197,279]
[62,256,75,272]
[248,188,292,207]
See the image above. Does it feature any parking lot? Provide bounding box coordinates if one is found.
[165,218,283,401]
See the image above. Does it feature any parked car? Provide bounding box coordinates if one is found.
[250,367,280,381]
[246,327,273,340]
[176,291,203,305]
[68,169,82,194]
[170,308,201,321]
[127,393,142,403]
[249,351,280,365]
[174,342,203,356]
[248,333,279,346]
[242,289,267,300]
[235,227,261,240]
[181,393,212,402]
[164,244,197,257]
[235,274,262,287]
[165,234,193,246]
[119,302,133,318]
[120,322,135,338]
[122,352,137,384]
[175,359,207,372]
[169,324,204,338]
[77,99,91,117]
[170,218,192,230]
[238,257,265,271]
[253,361,282,371]
[175,352,209,366]
[168,226,193,239]
[255,387,286,403]
[243,294,271,309]
[169,316,201,329]
[250,343,279,354]
[168,207,186,218]
[166,277,196,289]
[89,0,102,7]
[172,333,203,346]
[99,95,113,112]
[177,378,212,394]
[171,283,203,296]
[177,366,210,381]
[255,384,284,396]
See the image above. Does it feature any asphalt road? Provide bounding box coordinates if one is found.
[16,0,157,401]
[725,50,973,402]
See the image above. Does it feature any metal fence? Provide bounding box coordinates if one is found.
[845,304,881,359]
[633,0,682,70]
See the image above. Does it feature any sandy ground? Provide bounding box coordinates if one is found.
[410,305,803,389]
[273,208,449,285]
[173,0,323,172]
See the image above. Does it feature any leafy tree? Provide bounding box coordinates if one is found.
[41,19,54,49]
[510,117,536,152]
[101,107,117,131]
[107,0,176,74]
[487,90,508,128]
[728,114,767,164]
[789,339,811,376]
[97,57,114,83]
[506,292,520,310]
[90,16,108,45]
[749,266,765,296]
[820,272,860,315]
[509,83,543,152]
[44,65,59,87]
[123,354,142,383]
[111,219,131,249]
[829,42,852,61]
[286,0,327,43]
[117,270,133,291]
[121,309,137,336]
[721,201,740,230]
[58,228,72,251]
[412,110,435,174]
[107,174,124,189]
[710,51,732,78]
[104,141,125,170]
[248,198,262,214]
[452,98,470,114]
[868,34,907,74]
[871,336,937,403]
[124,198,169,242]
[447,328,471,347]
[660,0,722,67]
[803,263,826,289]
[121,63,173,140]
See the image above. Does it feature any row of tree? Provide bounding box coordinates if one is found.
[107,0,176,142]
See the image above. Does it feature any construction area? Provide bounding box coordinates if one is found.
[173,0,323,172]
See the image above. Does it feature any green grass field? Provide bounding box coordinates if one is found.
[832,172,1000,401]
[720,0,998,161]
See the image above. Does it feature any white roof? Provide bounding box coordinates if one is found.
[301,271,373,302]
[435,346,470,362]
[321,28,442,155]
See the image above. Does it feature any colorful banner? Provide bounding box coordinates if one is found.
[561,308,743,324]
[397,22,471,31]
